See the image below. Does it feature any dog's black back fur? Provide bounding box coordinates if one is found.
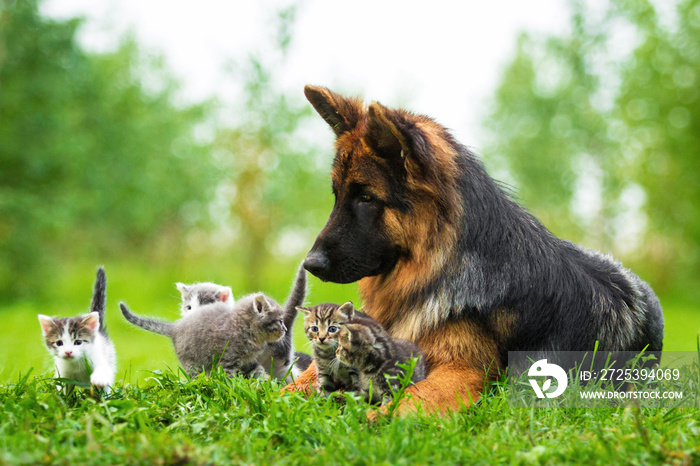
[428,139,663,364]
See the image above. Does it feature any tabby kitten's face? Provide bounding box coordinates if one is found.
[177,282,234,316]
[38,312,99,361]
[335,322,374,367]
[298,302,355,349]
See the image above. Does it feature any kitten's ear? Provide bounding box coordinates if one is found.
[83,312,100,332]
[176,283,189,297]
[296,306,310,316]
[338,301,355,320]
[253,294,270,314]
[38,315,54,336]
[345,323,373,344]
[218,287,233,303]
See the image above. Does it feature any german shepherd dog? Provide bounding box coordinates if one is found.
[282,85,664,415]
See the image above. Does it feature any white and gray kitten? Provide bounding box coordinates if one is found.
[176,282,234,316]
[38,267,117,395]
[121,293,289,379]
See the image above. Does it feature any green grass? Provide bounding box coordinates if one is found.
[1,366,698,465]
[2,262,699,464]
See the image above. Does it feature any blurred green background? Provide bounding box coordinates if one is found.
[1,0,698,385]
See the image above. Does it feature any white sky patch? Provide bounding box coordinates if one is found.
[40,0,570,149]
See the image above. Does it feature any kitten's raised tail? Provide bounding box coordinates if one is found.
[282,262,307,328]
[119,302,175,338]
[90,267,108,335]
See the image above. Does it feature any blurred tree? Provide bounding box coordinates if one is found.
[613,0,700,292]
[0,0,221,301]
[483,0,700,296]
[214,5,330,291]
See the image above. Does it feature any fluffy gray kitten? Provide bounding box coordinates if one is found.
[120,264,310,379]
[335,320,427,405]
[38,267,117,395]
[120,294,285,378]
[175,266,310,381]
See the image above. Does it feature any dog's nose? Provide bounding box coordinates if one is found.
[304,250,329,277]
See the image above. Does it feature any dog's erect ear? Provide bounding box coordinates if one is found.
[367,102,437,179]
[304,85,363,136]
[367,102,411,159]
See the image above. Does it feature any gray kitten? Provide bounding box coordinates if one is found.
[120,265,310,379]
[120,293,285,378]
[38,267,117,394]
[335,320,427,405]
[174,265,311,381]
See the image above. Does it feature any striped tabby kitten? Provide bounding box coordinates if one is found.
[121,293,285,378]
[335,321,427,405]
[176,282,234,316]
[38,267,116,395]
[298,301,380,394]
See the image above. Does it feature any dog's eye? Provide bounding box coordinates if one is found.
[359,193,373,203]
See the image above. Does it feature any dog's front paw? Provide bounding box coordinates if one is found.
[366,404,389,422]
[280,381,315,396]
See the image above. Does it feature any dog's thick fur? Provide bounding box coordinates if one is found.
[282,85,664,415]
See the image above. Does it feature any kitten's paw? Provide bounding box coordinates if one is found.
[90,371,114,389]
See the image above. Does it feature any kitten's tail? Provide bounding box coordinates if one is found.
[119,302,175,338]
[282,262,307,328]
[90,267,108,335]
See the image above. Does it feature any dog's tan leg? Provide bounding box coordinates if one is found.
[280,361,318,395]
[368,364,487,419]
